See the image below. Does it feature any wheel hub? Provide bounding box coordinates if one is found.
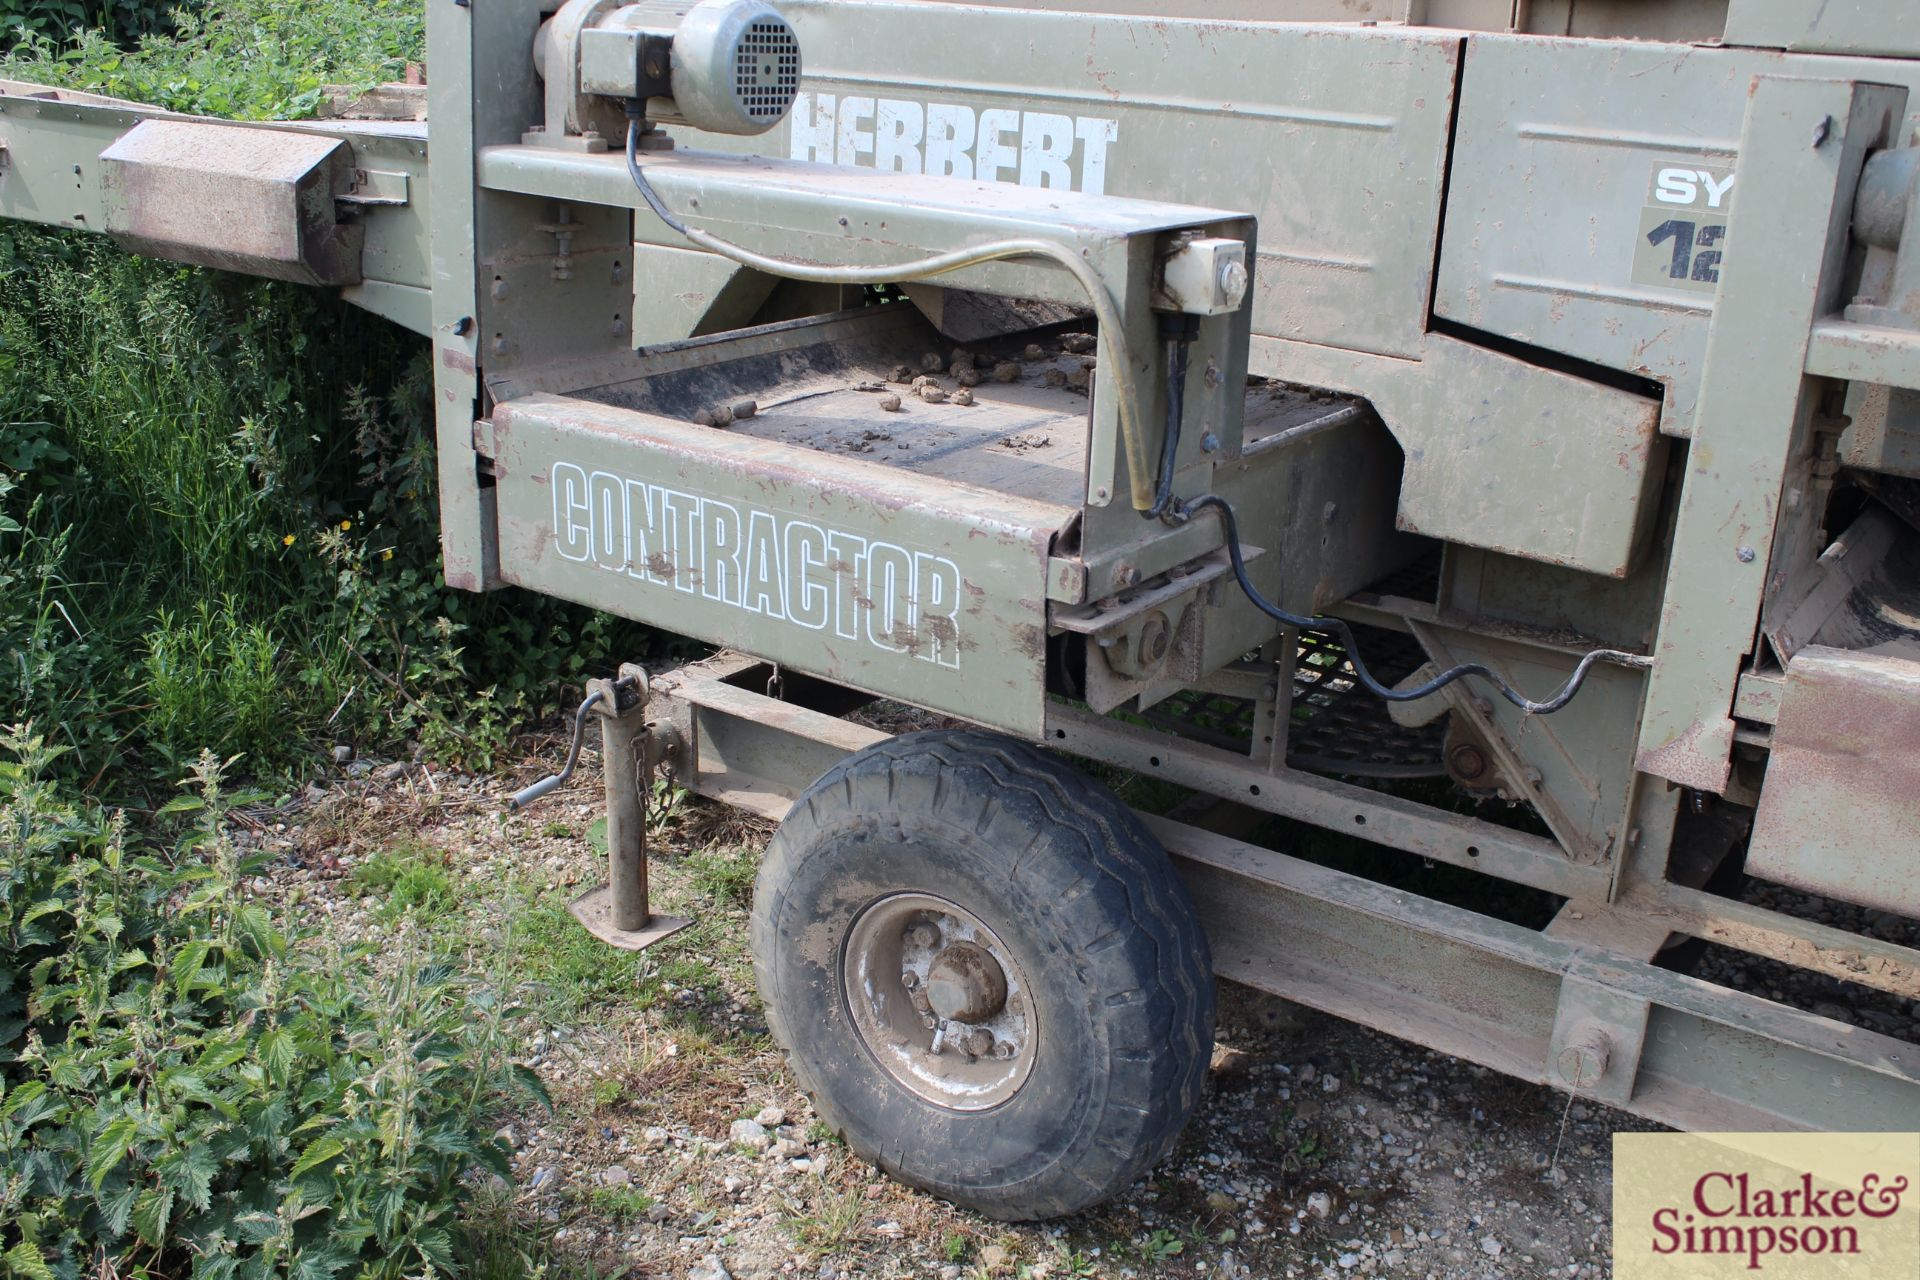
[841,892,1037,1110]
[924,941,1008,1024]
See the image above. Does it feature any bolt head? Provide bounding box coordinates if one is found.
[1446,742,1489,782]
[1555,1029,1613,1090]
[1139,611,1173,666]
[1737,546,1757,563]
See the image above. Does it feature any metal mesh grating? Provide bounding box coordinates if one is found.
[1142,624,1448,779]
[734,20,800,121]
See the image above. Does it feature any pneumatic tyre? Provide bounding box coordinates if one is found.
[750,729,1214,1220]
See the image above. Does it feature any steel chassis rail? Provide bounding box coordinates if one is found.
[649,652,1920,1134]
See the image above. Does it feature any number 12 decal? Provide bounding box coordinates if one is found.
[1645,218,1726,284]
[1632,162,1735,296]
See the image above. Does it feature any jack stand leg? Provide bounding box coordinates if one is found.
[568,664,694,951]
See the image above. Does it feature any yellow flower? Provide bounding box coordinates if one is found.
[381,548,394,561]
[339,519,352,531]
[282,534,296,546]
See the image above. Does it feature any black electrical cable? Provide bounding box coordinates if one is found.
[1180,493,1649,714]
[626,111,692,236]
[1147,316,1198,521]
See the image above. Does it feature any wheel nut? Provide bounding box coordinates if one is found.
[906,923,940,949]
[965,1029,995,1059]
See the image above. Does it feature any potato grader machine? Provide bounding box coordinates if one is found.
[5,0,1920,1221]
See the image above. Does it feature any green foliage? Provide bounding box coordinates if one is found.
[353,839,456,921]
[0,226,648,790]
[0,728,547,1277]
[0,0,664,795]
[142,600,282,770]
[1,0,421,120]
[0,0,193,54]
[1139,1228,1186,1262]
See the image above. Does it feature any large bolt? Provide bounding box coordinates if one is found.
[906,922,940,950]
[1139,611,1173,666]
[965,1029,995,1059]
[1555,1028,1613,1092]
[924,942,1009,1025]
[1446,742,1490,784]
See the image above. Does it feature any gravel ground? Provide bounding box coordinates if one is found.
[233,737,1917,1280]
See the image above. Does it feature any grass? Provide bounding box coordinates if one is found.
[687,843,759,908]
[458,1182,617,1280]
[782,1184,868,1260]
[584,1184,655,1222]
[0,2,655,795]
[515,899,649,1016]
[355,836,459,919]
[0,7,673,1273]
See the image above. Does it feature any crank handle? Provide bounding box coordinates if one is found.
[507,686,609,812]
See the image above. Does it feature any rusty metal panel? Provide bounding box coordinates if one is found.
[1747,645,1920,919]
[99,119,362,285]
[488,392,1066,737]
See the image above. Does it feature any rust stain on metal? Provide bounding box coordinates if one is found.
[1747,647,1920,919]
[1634,718,1729,794]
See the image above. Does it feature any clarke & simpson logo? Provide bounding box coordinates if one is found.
[1614,1133,1920,1279]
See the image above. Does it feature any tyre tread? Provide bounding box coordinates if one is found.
[753,729,1214,1219]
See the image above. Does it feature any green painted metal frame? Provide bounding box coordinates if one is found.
[7,0,1920,1137]
[647,652,1920,1134]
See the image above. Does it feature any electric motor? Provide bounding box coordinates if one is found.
[538,0,800,144]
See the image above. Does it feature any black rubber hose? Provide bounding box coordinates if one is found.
[1181,493,1648,715]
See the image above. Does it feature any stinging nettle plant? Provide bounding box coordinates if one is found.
[0,729,548,1278]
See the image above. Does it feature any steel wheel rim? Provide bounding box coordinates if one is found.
[840,891,1039,1111]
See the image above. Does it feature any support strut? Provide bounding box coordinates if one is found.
[512,663,692,951]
